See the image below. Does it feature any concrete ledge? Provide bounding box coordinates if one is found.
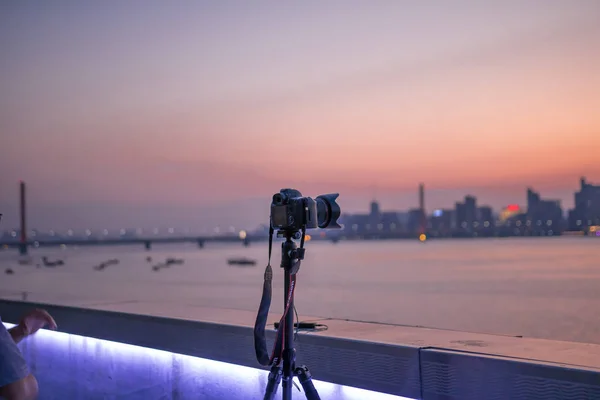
[0,300,421,399]
[1,299,599,399]
[421,349,600,400]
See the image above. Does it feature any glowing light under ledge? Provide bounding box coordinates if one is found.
[3,323,414,400]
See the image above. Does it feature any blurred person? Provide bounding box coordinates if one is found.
[0,309,57,400]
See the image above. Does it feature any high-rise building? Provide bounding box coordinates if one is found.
[568,177,600,231]
[370,200,380,217]
[478,206,493,225]
[430,209,453,236]
[526,188,563,235]
[369,200,381,232]
[454,195,477,234]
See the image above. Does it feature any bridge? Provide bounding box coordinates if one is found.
[1,181,274,253]
[0,234,263,251]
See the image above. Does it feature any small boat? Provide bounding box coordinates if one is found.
[42,256,64,267]
[93,259,119,271]
[165,257,184,266]
[227,257,257,266]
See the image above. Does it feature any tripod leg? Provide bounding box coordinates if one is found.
[295,366,321,400]
[263,365,282,400]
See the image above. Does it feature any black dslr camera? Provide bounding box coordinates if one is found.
[271,188,341,232]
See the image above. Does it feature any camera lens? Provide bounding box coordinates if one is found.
[316,193,341,229]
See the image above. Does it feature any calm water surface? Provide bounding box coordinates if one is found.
[0,237,598,344]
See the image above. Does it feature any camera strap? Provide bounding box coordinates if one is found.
[253,226,304,367]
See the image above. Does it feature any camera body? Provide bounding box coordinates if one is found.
[271,188,341,232]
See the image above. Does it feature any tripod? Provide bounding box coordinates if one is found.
[263,232,320,400]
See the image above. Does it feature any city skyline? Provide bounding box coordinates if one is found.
[0,177,597,232]
[1,1,600,230]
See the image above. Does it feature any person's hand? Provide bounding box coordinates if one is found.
[18,309,57,336]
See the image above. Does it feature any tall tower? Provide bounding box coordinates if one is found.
[419,183,426,234]
[19,181,27,255]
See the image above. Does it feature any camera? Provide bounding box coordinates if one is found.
[271,188,341,232]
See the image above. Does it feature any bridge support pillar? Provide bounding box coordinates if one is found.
[18,243,28,256]
[197,240,204,248]
[144,241,151,251]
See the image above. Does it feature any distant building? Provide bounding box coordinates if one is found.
[341,200,406,236]
[380,212,402,232]
[407,208,424,234]
[477,206,494,235]
[478,206,493,225]
[369,200,381,232]
[454,195,477,234]
[526,188,563,235]
[568,177,600,231]
[429,209,453,236]
[369,200,380,217]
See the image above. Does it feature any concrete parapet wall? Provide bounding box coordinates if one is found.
[0,300,598,400]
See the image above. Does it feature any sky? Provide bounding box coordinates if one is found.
[1,1,599,231]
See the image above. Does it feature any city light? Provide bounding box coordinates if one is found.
[238,230,247,240]
[419,234,427,242]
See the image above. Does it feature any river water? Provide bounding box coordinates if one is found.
[0,237,598,344]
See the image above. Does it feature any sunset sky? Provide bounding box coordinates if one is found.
[1,1,599,231]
